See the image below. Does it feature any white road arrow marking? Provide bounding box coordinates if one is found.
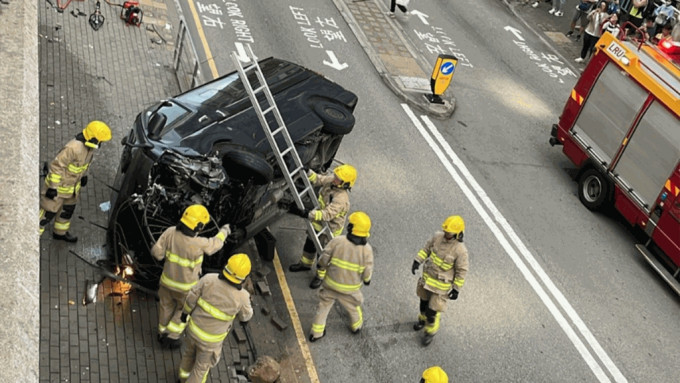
[410,10,430,25]
[323,50,348,71]
[504,25,525,41]
[234,42,254,63]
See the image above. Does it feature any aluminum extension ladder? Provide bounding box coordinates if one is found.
[229,46,332,257]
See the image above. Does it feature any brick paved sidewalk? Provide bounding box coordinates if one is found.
[37,1,264,381]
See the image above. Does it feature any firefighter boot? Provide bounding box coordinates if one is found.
[53,232,78,243]
[289,262,311,272]
[413,320,425,331]
[422,332,435,346]
[309,277,323,289]
[308,329,326,342]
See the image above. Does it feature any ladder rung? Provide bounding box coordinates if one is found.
[296,185,312,198]
[271,126,285,136]
[262,106,275,115]
[315,226,330,237]
[289,166,302,177]
[280,147,293,157]
[243,64,257,73]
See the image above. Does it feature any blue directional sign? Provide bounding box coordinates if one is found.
[429,54,458,103]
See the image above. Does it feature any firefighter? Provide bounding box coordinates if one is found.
[420,366,448,383]
[178,253,253,383]
[308,211,373,342]
[288,164,356,273]
[39,121,112,242]
[411,215,469,346]
[151,204,231,349]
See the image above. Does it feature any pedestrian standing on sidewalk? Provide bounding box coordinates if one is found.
[411,215,469,346]
[549,0,566,17]
[623,0,648,35]
[567,0,598,40]
[602,13,622,38]
[576,1,609,63]
[151,204,231,349]
[388,0,410,18]
[39,121,112,242]
[308,212,373,342]
[178,254,253,383]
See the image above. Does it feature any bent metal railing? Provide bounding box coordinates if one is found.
[173,16,204,92]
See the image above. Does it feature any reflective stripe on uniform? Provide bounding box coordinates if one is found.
[417,250,428,260]
[311,323,325,334]
[188,318,228,343]
[430,252,453,271]
[323,276,362,292]
[330,257,365,273]
[46,173,62,183]
[425,312,441,334]
[317,269,327,279]
[54,221,70,231]
[178,368,191,379]
[160,273,198,292]
[67,163,89,174]
[314,210,323,221]
[422,272,452,291]
[309,172,318,183]
[351,306,363,331]
[56,185,75,194]
[216,231,226,242]
[166,251,203,269]
[197,297,235,322]
[453,277,465,288]
[166,320,187,334]
[317,194,326,209]
[300,255,315,266]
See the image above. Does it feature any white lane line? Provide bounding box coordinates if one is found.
[420,115,627,383]
[401,104,612,383]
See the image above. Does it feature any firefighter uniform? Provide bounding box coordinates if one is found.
[151,205,230,346]
[178,254,253,383]
[39,121,111,241]
[289,164,356,272]
[309,212,373,341]
[412,216,469,345]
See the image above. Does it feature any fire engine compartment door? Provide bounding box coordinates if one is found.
[572,63,647,168]
[613,101,680,211]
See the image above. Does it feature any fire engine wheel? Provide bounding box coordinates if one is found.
[578,168,609,211]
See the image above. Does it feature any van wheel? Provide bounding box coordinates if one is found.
[578,168,609,211]
[314,101,355,135]
[223,149,274,185]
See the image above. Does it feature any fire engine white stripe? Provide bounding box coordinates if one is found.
[401,104,614,383]
[420,114,628,383]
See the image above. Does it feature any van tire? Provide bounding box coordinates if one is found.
[314,101,355,135]
[223,149,274,185]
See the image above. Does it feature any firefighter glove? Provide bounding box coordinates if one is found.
[46,188,58,200]
[221,224,231,237]
[289,205,309,219]
[411,260,420,275]
[309,277,323,289]
[80,176,88,187]
[448,289,459,300]
[180,312,188,323]
[363,280,370,286]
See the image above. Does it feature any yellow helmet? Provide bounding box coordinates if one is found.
[348,211,371,238]
[223,253,252,284]
[180,204,210,231]
[442,215,464,234]
[422,366,448,383]
[333,164,357,188]
[83,121,112,148]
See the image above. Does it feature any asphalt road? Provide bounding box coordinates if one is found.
[175,0,680,382]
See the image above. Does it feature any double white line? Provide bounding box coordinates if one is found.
[402,104,627,383]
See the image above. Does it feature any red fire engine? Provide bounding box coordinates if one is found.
[550,32,680,294]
